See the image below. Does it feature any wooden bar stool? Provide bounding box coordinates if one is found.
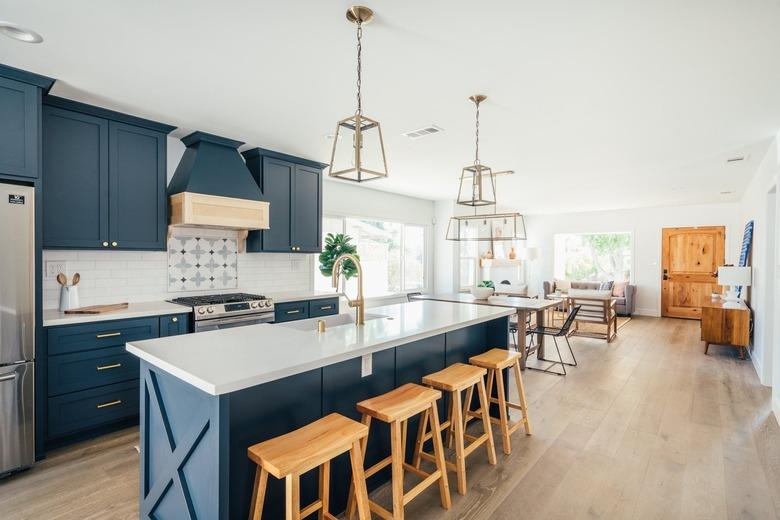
[347,383,451,520]
[468,349,532,454]
[247,413,371,520]
[413,363,497,495]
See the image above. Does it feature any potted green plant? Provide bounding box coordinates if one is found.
[319,233,360,283]
[471,280,495,299]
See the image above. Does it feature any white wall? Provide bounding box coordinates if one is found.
[523,203,740,316]
[322,180,434,225]
[735,133,780,403]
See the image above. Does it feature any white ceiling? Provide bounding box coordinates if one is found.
[2,0,779,214]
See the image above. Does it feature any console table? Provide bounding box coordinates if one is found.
[701,299,751,359]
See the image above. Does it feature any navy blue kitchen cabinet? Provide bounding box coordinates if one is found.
[42,96,174,250]
[159,313,190,336]
[0,64,53,180]
[274,297,339,322]
[242,148,325,253]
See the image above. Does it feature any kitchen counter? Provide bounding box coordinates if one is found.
[127,300,514,395]
[42,301,188,327]
[128,300,512,519]
[42,291,341,327]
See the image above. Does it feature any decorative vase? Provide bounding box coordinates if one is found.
[509,247,517,260]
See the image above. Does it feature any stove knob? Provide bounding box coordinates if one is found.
[250,301,259,309]
[263,300,271,307]
[197,307,206,315]
[206,306,214,314]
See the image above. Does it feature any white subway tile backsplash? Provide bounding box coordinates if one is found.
[43,241,314,309]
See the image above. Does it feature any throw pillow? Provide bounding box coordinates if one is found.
[555,279,571,292]
[613,281,628,297]
[599,280,614,291]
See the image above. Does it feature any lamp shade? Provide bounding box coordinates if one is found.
[717,266,752,287]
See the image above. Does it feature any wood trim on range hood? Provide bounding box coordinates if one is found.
[168,192,269,252]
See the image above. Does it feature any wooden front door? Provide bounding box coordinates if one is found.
[661,226,726,319]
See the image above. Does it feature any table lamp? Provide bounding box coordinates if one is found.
[717,266,752,303]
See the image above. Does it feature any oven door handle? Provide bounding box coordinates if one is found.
[195,313,275,328]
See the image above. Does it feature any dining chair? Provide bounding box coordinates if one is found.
[524,306,580,375]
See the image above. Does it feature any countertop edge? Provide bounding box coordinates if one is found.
[128,306,515,396]
[43,305,187,327]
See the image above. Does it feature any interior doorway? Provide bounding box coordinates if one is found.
[661,226,726,319]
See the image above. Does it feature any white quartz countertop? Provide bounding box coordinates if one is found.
[42,291,342,327]
[43,301,189,327]
[126,300,514,396]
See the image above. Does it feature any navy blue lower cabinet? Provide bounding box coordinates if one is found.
[159,314,190,336]
[274,300,310,322]
[47,380,139,439]
[47,346,139,396]
[309,298,339,318]
[46,316,159,356]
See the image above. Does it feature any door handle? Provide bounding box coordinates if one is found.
[96,332,122,339]
[96,363,122,371]
[0,373,17,383]
[96,399,122,409]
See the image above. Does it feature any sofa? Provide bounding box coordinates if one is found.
[543,280,636,316]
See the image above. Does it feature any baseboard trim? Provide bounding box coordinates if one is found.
[635,307,660,317]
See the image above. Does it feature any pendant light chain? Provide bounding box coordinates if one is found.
[356,21,363,115]
[474,98,480,165]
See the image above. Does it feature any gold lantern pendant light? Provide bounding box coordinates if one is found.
[456,95,496,206]
[328,6,389,182]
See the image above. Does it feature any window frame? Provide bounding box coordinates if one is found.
[312,212,432,299]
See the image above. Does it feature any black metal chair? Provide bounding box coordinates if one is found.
[524,306,580,376]
[508,295,538,351]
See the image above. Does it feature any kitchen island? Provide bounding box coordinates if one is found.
[126,300,513,519]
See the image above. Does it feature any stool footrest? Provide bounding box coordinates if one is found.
[403,470,443,506]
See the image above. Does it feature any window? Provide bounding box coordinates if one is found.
[313,215,428,297]
[554,232,632,281]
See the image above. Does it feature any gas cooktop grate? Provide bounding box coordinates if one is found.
[169,293,267,306]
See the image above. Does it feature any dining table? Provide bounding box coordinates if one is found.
[410,293,563,368]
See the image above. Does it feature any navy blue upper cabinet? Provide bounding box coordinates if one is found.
[42,107,109,248]
[0,76,39,179]
[108,122,167,249]
[42,97,174,250]
[242,148,324,253]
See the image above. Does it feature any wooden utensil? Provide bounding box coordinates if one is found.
[64,303,129,314]
[71,273,80,285]
[56,273,67,286]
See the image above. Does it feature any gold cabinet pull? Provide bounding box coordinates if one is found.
[286,309,301,314]
[96,399,122,409]
[96,363,122,371]
[96,332,121,339]
[102,241,109,247]
[320,305,333,310]
[171,317,178,323]
[111,241,118,247]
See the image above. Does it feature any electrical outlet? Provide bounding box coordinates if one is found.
[45,261,67,279]
[361,354,372,378]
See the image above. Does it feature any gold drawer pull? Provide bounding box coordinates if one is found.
[171,317,178,323]
[96,332,121,339]
[320,305,333,310]
[286,309,301,314]
[96,399,122,409]
[96,363,122,371]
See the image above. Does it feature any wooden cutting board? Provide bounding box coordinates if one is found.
[64,303,130,314]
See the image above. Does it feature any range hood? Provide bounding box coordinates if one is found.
[168,132,269,250]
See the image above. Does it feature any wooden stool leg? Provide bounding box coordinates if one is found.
[349,440,371,520]
[495,367,511,454]
[446,396,456,449]
[461,384,474,431]
[428,402,452,509]
[412,408,429,470]
[477,378,497,465]
[285,474,301,520]
[346,415,372,520]
[451,389,467,495]
[319,460,330,520]
[512,359,532,435]
[248,466,268,520]
[390,420,405,520]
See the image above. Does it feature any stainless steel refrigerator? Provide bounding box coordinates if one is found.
[0,182,35,476]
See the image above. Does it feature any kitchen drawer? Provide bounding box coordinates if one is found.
[160,313,190,337]
[48,346,139,396]
[309,298,339,318]
[47,380,139,439]
[274,301,309,322]
[47,317,159,356]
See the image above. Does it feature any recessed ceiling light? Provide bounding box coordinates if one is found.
[0,21,43,43]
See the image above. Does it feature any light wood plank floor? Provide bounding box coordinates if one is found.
[1,317,778,519]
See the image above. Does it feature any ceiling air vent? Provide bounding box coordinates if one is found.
[403,125,444,140]
[726,156,745,163]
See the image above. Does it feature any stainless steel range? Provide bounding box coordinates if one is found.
[169,293,274,332]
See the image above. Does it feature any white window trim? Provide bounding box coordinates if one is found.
[311,213,432,299]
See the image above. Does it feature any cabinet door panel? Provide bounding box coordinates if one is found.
[42,107,109,248]
[292,165,321,252]
[0,77,38,179]
[109,122,166,250]
[260,157,293,252]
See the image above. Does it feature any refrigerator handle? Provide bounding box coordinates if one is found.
[0,373,17,383]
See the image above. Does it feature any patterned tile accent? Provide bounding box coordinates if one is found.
[168,236,238,291]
